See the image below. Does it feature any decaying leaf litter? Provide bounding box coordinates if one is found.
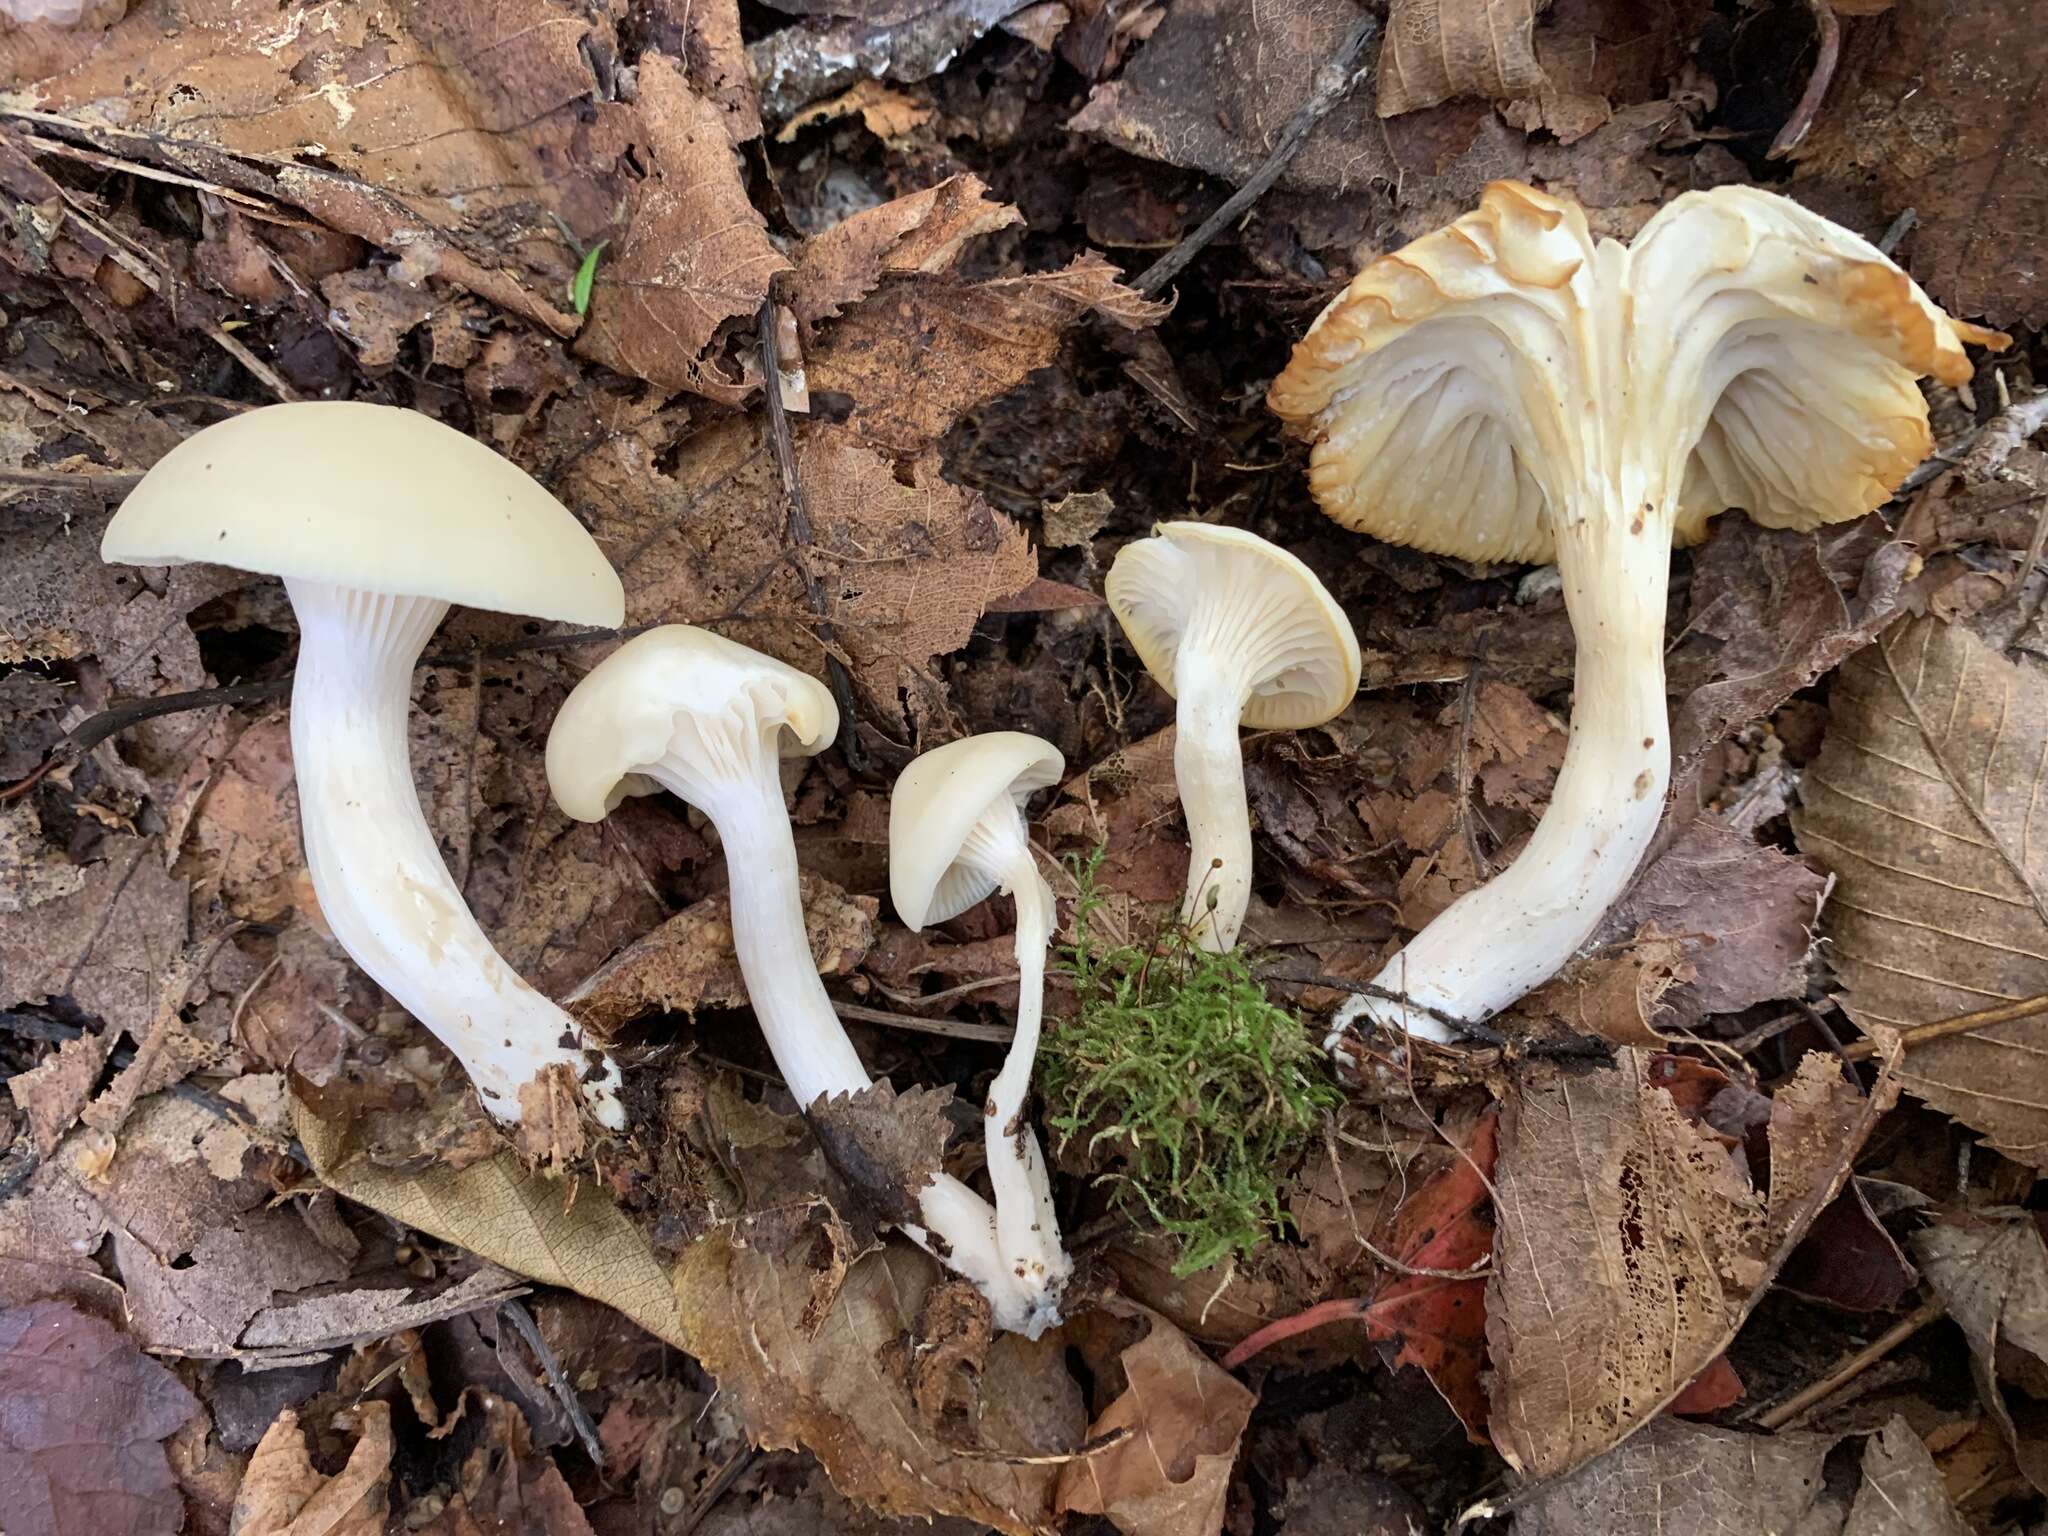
[0,0,2045,1531]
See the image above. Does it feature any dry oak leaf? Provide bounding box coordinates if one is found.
[1508,1416,1841,1534]
[1795,0,2048,328]
[1054,1307,1256,1536]
[1794,615,2048,1167]
[1848,1416,1974,1536]
[566,873,876,1038]
[1377,0,1545,118]
[1912,1214,2048,1493]
[808,252,1169,455]
[789,172,1024,327]
[0,1300,199,1536]
[232,1402,392,1536]
[1486,1048,1894,1480]
[676,1235,1086,1535]
[0,0,633,335]
[575,53,791,402]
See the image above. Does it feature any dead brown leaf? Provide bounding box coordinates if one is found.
[0,1299,199,1536]
[116,1205,351,1358]
[1055,1304,1256,1536]
[6,1028,112,1157]
[1511,931,1691,1048]
[232,1402,391,1536]
[777,79,934,144]
[1486,1049,1895,1480]
[1377,0,1544,119]
[1796,0,2048,328]
[575,54,790,402]
[1795,616,2048,1167]
[790,173,1023,327]
[1849,1416,1974,1536]
[0,837,188,1040]
[1508,1417,1840,1533]
[808,253,1168,455]
[1913,1215,2048,1492]
[807,1080,956,1226]
[0,803,84,912]
[319,270,437,369]
[566,873,875,1038]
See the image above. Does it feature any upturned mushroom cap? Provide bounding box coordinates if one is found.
[102,402,624,625]
[1268,181,2008,561]
[891,732,1064,930]
[1105,523,1361,727]
[546,626,837,821]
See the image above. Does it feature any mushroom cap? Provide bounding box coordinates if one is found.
[546,626,837,822]
[1105,523,1361,729]
[1268,181,2009,563]
[890,732,1065,931]
[102,402,624,626]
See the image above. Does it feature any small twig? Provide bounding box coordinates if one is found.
[756,296,870,773]
[676,1446,756,1536]
[1131,12,1381,297]
[1876,207,1917,257]
[1768,0,1841,160]
[834,1001,1014,1045]
[1750,1295,1946,1430]
[1838,991,2048,1062]
[497,1297,606,1471]
[0,468,145,493]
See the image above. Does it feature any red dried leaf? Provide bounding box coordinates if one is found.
[1669,1354,1745,1416]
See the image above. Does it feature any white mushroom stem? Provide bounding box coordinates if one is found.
[951,807,1070,1318]
[1173,649,1255,951]
[643,705,1056,1334]
[286,579,625,1128]
[1328,491,1675,1050]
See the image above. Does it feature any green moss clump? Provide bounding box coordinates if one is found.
[1041,852,1342,1276]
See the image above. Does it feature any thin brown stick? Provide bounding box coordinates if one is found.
[1768,0,1841,159]
[834,1001,1014,1045]
[1839,992,2048,1062]
[756,296,870,771]
[1131,13,1381,297]
[1751,1296,1946,1430]
[498,1297,606,1470]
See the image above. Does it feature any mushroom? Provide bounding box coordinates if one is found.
[1106,523,1362,951]
[891,732,1071,1320]
[546,626,1060,1334]
[100,402,628,1127]
[1268,180,2006,1048]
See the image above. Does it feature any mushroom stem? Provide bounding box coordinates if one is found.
[285,579,625,1128]
[1329,493,1676,1049]
[954,808,1070,1323]
[1172,655,1254,951]
[647,730,1055,1334]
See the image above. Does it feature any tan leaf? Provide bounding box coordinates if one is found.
[116,1206,351,1358]
[1377,0,1546,118]
[1913,1215,2048,1492]
[1794,615,2048,1167]
[319,270,437,368]
[776,79,934,144]
[1511,929,1691,1047]
[790,173,1024,326]
[0,838,189,1040]
[0,802,85,913]
[1510,1417,1842,1533]
[808,252,1169,454]
[1486,1049,1896,1480]
[574,54,792,400]
[808,1080,956,1227]
[1055,1306,1257,1536]
[1850,1417,1974,1536]
[233,1403,392,1536]
[6,1028,112,1157]
[566,874,876,1037]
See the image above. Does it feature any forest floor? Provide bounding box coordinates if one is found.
[2,1,2047,1533]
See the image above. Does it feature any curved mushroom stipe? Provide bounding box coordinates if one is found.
[1270,180,2008,1050]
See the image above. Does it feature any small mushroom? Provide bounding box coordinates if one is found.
[101,403,627,1127]
[1106,523,1362,951]
[891,732,1070,1327]
[1269,181,2007,1049]
[547,627,1056,1334]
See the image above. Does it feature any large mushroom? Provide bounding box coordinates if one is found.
[1269,181,2006,1049]
[547,627,1061,1335]
[101,402,628,1127]
[1107,523,1361,951]
[891,732,1070,1320]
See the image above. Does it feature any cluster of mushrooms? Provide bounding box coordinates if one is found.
[97,180,2000,1338]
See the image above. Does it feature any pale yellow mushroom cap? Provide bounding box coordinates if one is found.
[1105,523,1361,729]
[546,626,837,822]
[890,732,1064,930]
[1268,180,2009,563]
[102,402,624,626]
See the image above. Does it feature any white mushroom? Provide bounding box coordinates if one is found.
[1269,181,2007,1050]
[1106,523,1362,951]
[101,402,627,1128]
[546,626,1057,1335]
[891,731,1070,1332]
